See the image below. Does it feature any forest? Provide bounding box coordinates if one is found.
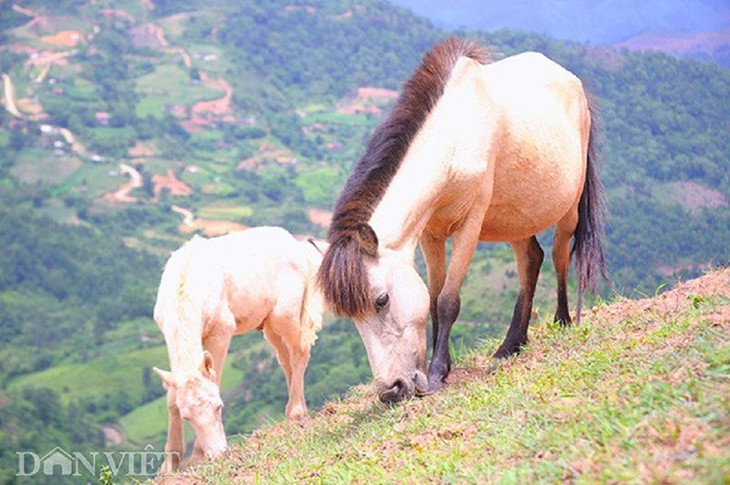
[0,0,727,481]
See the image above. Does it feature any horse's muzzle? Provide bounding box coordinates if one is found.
[378,371,429,403]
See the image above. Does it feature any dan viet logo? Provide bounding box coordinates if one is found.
[16,445,190,477]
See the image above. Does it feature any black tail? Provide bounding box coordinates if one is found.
[573,105,609,321]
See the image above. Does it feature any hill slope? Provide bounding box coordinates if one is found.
[388,0,730,65]
[169,268,729,483]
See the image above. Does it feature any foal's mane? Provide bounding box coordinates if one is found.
[319,37,491,317]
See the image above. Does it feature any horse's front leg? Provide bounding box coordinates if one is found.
[420,233,447,357]
[159,390,184,474]
[427,217,482,393]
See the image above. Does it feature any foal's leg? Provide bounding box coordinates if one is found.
[263,326,293,388]
[420,233,447,356]
[427,220,482,392]
[494,236,544,359]
[553,217,577,326]
[160,389,184,474]
[285,337,311,421]
[190,328,233,464]
[264,323,308,420]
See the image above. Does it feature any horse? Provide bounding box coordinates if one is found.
[317,37,607,404]
[152,227,327,473]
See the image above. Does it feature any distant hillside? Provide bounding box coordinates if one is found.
[388,0,730,65]
[167,268,730,483]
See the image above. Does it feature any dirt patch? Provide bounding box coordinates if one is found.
[189,72,234,122]
[152,169,192,198]
[308,208,332,228]
[173,205,247,237]
[27,50,73,67]
[128,141,156,158]
[337,87,398,115]
[40,30,82,47]
[101,8,135,21]
[671,181,728,214]
[103,164,143,203]
[237,143,297,170]
[102,425,125,446]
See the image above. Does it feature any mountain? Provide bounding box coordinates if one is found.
[0,0,727,481]
[170,268,730,482]
[388,0,730,65]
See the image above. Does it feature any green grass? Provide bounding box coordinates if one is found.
[197,205,253,221]
[135,64,225,118]
[9,346,169,405]
[120,357,247,446]
[9,149,82,185]
[176,270,729,484]
[56,161,121,197]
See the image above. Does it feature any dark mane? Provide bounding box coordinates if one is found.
[318,37,491,317]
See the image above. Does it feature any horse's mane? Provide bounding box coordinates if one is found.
[318,37,491,317]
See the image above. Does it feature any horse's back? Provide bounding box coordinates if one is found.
[155,227,312,335]
[478,52,590,241]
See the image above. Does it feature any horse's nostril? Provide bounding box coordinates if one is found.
[378,378,408,404]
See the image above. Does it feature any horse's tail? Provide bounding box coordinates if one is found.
[573,105,609,322]
[299,239,327,349]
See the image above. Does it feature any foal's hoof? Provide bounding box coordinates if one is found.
[286,404,307,421]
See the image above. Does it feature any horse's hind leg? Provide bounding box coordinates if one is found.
[494,236,544,359]
[553,215,578,326]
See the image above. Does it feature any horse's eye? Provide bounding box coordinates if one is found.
[375,293,389,311]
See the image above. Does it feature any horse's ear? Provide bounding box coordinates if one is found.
[153,367,175,390]
[357,224,378,257]
[200,350,216,381]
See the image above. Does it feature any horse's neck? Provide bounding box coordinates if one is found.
[166,324,205,375]
[368,129,452,253]
[369,60,494,252]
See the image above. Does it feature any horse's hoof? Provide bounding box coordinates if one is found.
[426,378,445,394]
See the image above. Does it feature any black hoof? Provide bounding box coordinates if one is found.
[554,313,573,327]
[427,378,445,394]
[493,340,525,359]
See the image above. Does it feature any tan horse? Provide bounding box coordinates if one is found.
[153,227,327,473]
[318,37,607,403]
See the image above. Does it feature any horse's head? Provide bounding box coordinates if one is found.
[319,224,429,404]
[153,351,227,459]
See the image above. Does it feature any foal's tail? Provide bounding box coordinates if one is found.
[299,239,327,349]
[572,105,609,322]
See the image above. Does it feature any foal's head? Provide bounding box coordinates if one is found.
[154,351,226,459]
[319,224,429,404]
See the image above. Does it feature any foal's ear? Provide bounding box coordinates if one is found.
[357,224,379,257]
[200,350,216,381]
[153,367,176,390]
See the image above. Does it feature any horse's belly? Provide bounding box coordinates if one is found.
[478,152,584,242]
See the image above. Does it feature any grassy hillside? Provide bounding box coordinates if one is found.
[170,268,729,483]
